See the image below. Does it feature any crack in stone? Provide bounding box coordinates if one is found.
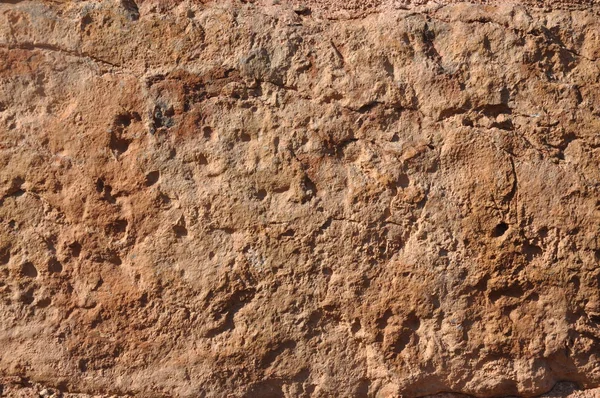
[0,42,126,70]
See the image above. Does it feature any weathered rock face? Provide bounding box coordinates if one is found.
[1,0,600,397]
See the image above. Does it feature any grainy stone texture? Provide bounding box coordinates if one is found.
[1,0,600,397]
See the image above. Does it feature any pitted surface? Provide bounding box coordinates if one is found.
[1,0,600,397]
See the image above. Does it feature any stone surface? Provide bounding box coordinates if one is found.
[1,0,600,397]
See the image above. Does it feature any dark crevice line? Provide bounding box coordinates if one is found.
[0,42,124,69]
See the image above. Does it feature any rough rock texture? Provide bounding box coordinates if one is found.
[2,378,599,398]
[1,0,600,397]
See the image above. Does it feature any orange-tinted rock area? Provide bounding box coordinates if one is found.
[1,0,600,397]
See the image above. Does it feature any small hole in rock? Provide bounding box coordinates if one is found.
[110,219,128,235]
[95,178,105,193]
[36,297,52,308]
[69,242,82,257]
[351,319,362,334]
[203,126,213,139]
[158,192,171,205]
[489,284,525,303]
[120,0,140,21]
[114,113,134,128]
[397,174,409,188]
[474,275,489,291]
[145,170,160,186]
[462,117,474,127]
[101,184,116,204]
[522,242,543,261]
[255,189,267,200]
[109,133,131,154]
[529,292,539,302]
[48,258,63,273]
[196,153,209,165]
[80,14,93,30]
[404,312,421,331]
[173,225,188,238]
[569,276,580,291]
[21,261,38,278]
[492,222,509,237]
[240,132,251,142]
[294,6,311,15]
[108,252,122,266]
[139,292,148,306]
[20,288,35,305]
[0,247,10,265]
[273,185,290,194]
[376,309,393,330]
